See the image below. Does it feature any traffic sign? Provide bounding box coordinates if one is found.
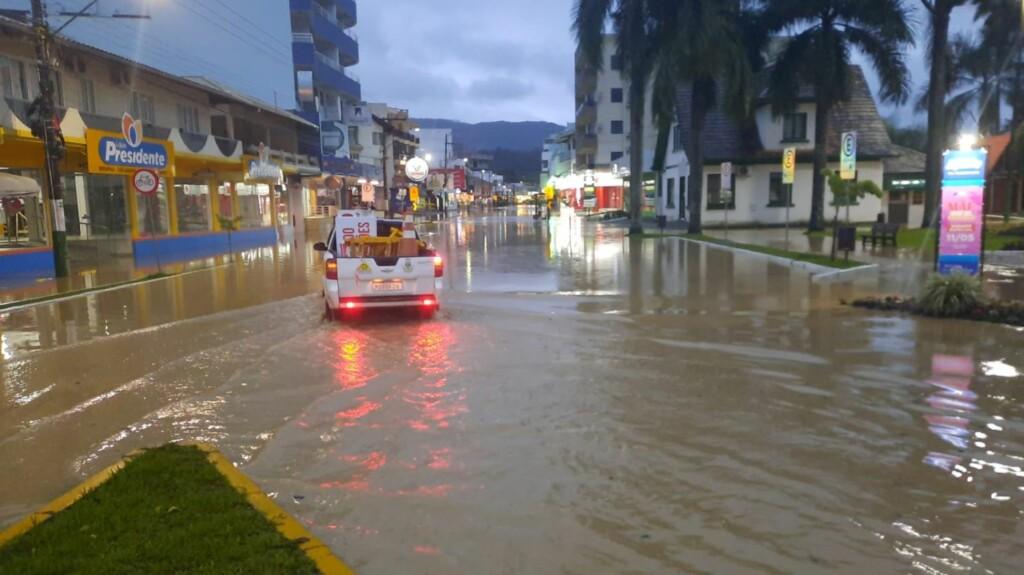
[840,132,857,180]
[721,162,733,191]
[132,169,159,195]
[782,148,796,185]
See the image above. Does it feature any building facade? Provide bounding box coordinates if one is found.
[0,14,319,280]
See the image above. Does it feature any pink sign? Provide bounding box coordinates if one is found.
[938,185,983,275]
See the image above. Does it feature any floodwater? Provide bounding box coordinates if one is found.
[2,208,1023,574]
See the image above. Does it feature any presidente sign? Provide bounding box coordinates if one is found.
[87,113,174,175]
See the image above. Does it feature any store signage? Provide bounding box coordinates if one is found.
[938,149,988,276]
[336,211,377,243]
[405,157,429,182]
[87,113,173,175]
[840,132,857,180]
[247,143,284,182]
[132,169,160,195]
[782,148,796,185]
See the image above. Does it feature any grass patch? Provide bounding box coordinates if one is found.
[690,234,867,269]
[812,223,1024,252]
[0,444,320,575]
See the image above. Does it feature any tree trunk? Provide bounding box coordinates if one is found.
[809,90,829,232]
[687,79,708,235]
[923,2,951,228]
[628,66,646,235]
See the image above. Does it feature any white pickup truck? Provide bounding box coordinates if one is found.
[315,212,443,320]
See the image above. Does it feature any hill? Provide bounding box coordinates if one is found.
[413,119,565,154]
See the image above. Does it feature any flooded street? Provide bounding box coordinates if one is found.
[2,210,1023,574]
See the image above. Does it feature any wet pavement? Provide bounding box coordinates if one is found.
[2,207,1023,574]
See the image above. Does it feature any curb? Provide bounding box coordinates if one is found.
[674,236,878,280]
[0,443,355,575]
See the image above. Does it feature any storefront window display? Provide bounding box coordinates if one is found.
[136,181,170,236]
[218,183,233,220]
[235,183,271,228]
[174,183,211,232]
[1,170,46,249]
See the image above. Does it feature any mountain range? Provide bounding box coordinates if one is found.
[413,119,565,154]
[413,119,566,186]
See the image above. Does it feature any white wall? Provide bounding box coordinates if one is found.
[696,160,887,227]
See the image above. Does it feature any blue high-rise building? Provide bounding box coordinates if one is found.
[289,0,364,176]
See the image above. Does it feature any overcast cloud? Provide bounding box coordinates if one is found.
[0,0,980,127]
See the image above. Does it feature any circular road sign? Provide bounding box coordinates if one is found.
[405,157,429,182]
[132,169,160,195]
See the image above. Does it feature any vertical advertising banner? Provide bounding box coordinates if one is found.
[938,149,988,276]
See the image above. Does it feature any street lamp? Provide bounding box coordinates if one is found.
[958,133,978,151]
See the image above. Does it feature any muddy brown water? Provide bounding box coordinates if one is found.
[1,210,1022,574]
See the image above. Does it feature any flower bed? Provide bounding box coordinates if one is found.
[850,296,1024,326]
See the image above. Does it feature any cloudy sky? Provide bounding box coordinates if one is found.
[1,0,980,126]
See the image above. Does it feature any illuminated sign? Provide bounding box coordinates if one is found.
[87,113,174,175]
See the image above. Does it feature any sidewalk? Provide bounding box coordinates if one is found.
[0,244,234,307]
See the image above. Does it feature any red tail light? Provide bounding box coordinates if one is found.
[421,298,436,307]
[326,259,338,280]
[433,256,444,278]
[344,300,358,309]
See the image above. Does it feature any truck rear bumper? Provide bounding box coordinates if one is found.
[338,295,439,309]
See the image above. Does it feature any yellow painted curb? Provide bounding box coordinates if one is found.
[0,443,356,575]
[190,443,356,575]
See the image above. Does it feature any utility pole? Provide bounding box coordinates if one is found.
[442,131,450,214]
[30,0,69,277]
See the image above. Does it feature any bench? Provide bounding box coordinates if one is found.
[860,223,900,248]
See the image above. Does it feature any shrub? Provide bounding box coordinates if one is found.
[997,226,1024,237]
[917,273,984,317]
[1000,240,1024,251]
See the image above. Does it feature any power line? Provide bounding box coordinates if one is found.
[203,0,294,54]
[171,0,293,67]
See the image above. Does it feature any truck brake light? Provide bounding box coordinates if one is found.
[433,256,444,278]
[326,259,338,280]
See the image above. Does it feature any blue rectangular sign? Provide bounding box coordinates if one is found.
[99,137,171,170]
[942,149,987,184]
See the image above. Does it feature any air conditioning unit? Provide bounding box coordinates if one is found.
[737,165,750,177]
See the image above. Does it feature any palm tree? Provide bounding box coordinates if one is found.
[650,0,763,234]
[762,0,914,232]
[920,0,971,228]
[574,0,656,235]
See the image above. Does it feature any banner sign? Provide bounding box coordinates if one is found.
[721,162,733,191]
[840,132,857,180]
[782,148,796,185]
[938,149,988,276]
[87,113,174,175]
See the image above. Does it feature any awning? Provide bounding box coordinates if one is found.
[0,172,41,198]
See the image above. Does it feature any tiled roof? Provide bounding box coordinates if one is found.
[884,145,926,174]
[677,66,903,164]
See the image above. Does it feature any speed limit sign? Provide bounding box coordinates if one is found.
[132,169,160,195]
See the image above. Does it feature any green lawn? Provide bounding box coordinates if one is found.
[0,444,320,575]
[810,223,1024,252]
[690,234,867,269]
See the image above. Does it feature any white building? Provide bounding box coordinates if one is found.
[666,65,925,228]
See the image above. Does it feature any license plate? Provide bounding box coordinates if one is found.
[371,280,404,292]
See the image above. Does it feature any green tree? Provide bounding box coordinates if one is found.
[920,0,972,228]
[575,0,657,234]
[650,0,763,234]
[920,34,1008,137]
[823,168,883,259]
[762,0,914,232]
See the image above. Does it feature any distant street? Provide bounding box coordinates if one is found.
[2,208,1023,574]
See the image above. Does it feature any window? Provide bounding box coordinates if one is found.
[782,113,808,142]
[349,126,359,145]
[372,132,382,145]
[610,120,624,135]
[912,190,925,205]
[0,57,27,100]
[174,184,210,232]
[177,103,200,132]
[610,151,624,162]
[672,124,684,151]
[707,173,736,209]
[767,172,790,207]
[541,160,549,170]
[611,87,623,103]
[666,176,675,209]
[79,78,96,113]
[610,54,622,71]
[131,91,156,124]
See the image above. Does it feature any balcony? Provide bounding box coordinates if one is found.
[336,0,356,27]
[310,8,359,65]
[576,100,596,124]
[292,36,361,101]
[577,133,597,152]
